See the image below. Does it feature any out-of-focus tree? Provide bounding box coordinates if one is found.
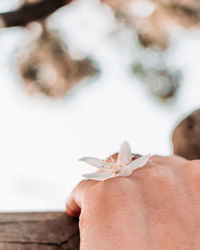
[18,26,98,97]
[0,0,99,97]
[101,0,200,101]
[102,0,200,48]
[0,0,199,100]
[132,61,181,101]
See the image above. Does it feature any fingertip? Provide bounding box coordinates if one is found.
[66,202,80,217]
[66,190,81,217]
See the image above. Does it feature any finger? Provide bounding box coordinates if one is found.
[66,179,97,217]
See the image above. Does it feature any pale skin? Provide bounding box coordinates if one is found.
[67,155,200,250]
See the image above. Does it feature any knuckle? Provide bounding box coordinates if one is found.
[99,177,129,193]
[79,180,102,201]
[151,155,187,166]
[172,155,187,161]
[184,160,200,176]
[92,177,135,200]
[184,160,200,185]
[148,165,174,186]
[150,155,161,161]
[187,160,200,168]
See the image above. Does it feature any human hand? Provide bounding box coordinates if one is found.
[67,155,200,250]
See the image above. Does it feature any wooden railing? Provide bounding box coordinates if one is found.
[0,212,79,249]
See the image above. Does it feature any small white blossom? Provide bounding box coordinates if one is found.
[80,141,150,181]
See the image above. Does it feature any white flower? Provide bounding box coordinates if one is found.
[80,141,150,181]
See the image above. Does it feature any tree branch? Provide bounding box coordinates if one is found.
[0,0,72,28]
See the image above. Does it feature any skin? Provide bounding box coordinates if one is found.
[67,155,200,250]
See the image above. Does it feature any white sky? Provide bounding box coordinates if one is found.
[0,0,200,211]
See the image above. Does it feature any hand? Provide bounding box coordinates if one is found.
[67,155,200,250]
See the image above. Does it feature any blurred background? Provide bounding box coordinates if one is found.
[0,0,200,211]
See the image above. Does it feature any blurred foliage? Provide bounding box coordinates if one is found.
[18,23,98,97]
[133,62,180,101]
[103,0,200,48]
[103,0,200,102]
[110,0,191,101]
[1,0,200,101]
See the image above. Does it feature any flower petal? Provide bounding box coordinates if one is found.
[79,157,109,169]
[127,154,150,171]
[119,167,132,177]
[82,171,114,181]
[117,141,132,166]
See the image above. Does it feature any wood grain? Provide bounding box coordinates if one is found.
[0,212,80,250]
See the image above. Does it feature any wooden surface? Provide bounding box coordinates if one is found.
[0,212,79,250]
[172,109,200,160]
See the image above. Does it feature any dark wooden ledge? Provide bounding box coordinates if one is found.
[0,212,80,249]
